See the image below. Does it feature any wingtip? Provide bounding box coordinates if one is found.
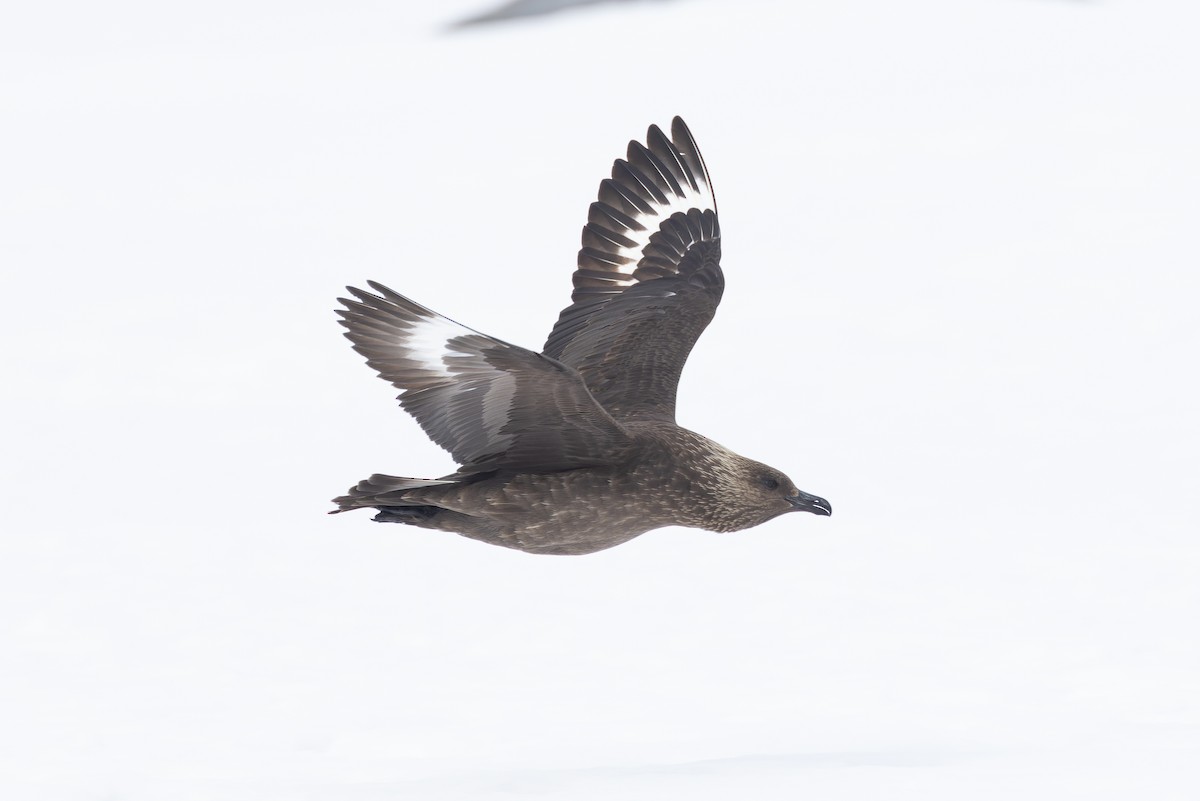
[343,283,391,307]
[647,116,691,143]
[671,116,693,142]
[340,280,398,300]
[338,285,369,308]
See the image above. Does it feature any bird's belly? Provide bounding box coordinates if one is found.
[433,471,667,555]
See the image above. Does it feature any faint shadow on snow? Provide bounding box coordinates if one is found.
[447,0,1094,31]
[448,0,672,29]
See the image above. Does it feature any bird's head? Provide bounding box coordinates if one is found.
[729,460,832,530]
[688,438,831,532]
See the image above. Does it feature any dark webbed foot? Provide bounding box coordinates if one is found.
[372,506,439,524]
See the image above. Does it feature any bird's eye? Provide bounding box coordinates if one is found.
[761,476,780,491]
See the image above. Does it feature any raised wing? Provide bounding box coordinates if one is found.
[338,281,632,473]
[542,117,723,422]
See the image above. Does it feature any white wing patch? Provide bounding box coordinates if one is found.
[394,306,520,452]
[607,171,715,282]
[403,312,476,378]
[576,118,720,297]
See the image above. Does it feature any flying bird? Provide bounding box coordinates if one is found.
[332,117,830,555]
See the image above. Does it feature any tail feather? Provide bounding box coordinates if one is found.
[330,474,458,513]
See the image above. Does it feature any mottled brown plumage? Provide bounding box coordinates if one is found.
[331,117,830,555]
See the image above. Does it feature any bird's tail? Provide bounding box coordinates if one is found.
[330,474,459,513]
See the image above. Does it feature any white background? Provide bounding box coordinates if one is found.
[3,0,1198,798]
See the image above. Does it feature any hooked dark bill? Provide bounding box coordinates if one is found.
[788,490,832,516]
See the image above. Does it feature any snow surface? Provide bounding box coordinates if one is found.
[2,0,1198,798]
